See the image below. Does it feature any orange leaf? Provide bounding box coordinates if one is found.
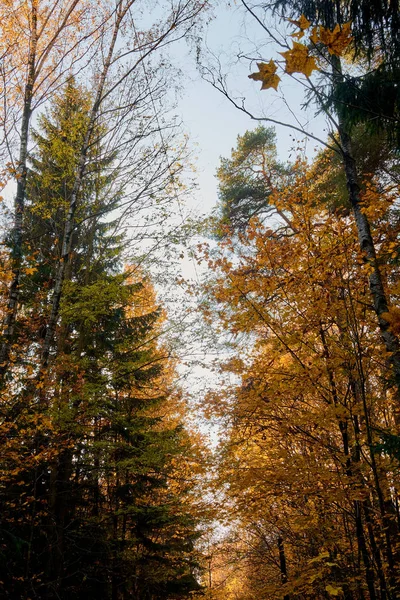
[280,42,319,77]
[248,60,281,91]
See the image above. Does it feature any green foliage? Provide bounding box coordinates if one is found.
[215,126,291,233]
[332,64,400,147]
[0,80,204,599]
[372,431,400,461]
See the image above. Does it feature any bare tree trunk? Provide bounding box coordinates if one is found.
[278,536,290,600]
[40,5,125,368]
[332,55,400,415]
[0,4,38,377]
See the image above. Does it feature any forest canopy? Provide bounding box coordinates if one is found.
[0,0,399,599]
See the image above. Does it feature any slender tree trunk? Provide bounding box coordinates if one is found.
[331,55,400,417]
[0,5,38,377]
[41,5,125,368]
[277,537,290,600]
[354,499,378,600]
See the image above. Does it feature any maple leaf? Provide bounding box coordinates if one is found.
[327,22,352,55]
[248,60,280,91]
[280,42,319,77]
[289,15,311,40]
[288,14,311,30]
[311,22,352,56]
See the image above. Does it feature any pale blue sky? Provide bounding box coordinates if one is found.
[171,0,329,216]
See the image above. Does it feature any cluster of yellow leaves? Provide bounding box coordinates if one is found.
[202,150,400,599]
[310,22,353,56]
[248,16,353,90]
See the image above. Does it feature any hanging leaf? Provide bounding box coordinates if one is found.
[288,14,311,30]
[248,60,281,90]
[311,22,353,56]
[280,42,319,77]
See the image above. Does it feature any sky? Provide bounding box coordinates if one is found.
[157,1,331,429]
[170,0,329,218]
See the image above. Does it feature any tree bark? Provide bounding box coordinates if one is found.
[332,55,400,417]
[278,536,290,600]
[40,5,125,368]
[0,4,38,377]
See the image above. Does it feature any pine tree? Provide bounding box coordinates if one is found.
[215,126,292,233]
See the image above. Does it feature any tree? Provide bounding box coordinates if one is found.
[215,126,293,233]
[0,78,205,600]
[200,133,400,599]
[0,0,103,375]
[201,2,400,415]
[0,0,206,379]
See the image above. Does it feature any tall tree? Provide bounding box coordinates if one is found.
[200,131,400,600]
[215,126,293,233]
[0,0,206,380]
[0,78,205,600]
[0,0,101,375]
[203,2,400,413]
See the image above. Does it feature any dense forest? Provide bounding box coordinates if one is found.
[0,0,399,599]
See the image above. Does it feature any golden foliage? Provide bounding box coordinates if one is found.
[202,153,400,599]
[248,60,281,90]
[310,22,353,56]
[280,42,319,76]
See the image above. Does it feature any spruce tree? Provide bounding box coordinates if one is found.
[0,79,203,600]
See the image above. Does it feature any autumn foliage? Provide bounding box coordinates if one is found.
[200,133,400,599]
[0,0,399,599]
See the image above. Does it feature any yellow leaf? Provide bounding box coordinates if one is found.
[248,60,281,91]
[288,14,311,30]
[327,22,352,55]
[280,42,319,77]
[326,584,343,596]
[24,267,37,275]
[311,22,352,56]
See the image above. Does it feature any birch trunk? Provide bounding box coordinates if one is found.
[332,55,400,416]
[0,5,38,376]
[41,6,125,368]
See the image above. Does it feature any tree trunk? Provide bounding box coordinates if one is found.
[40,4,125,369]
[278,536,290,600]
[0,5,37,378]
[332,55,400,418]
